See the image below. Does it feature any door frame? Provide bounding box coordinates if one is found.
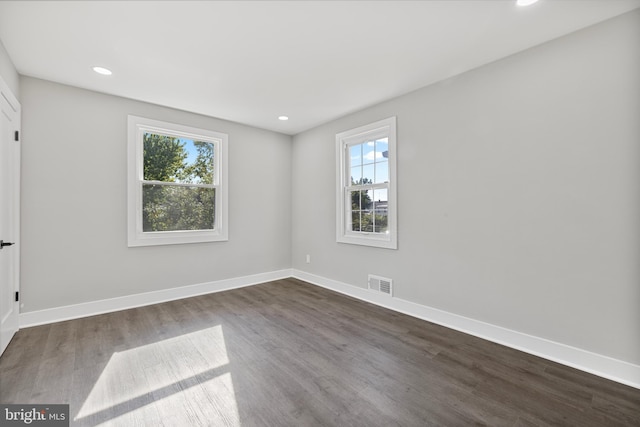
[0,73,21,356]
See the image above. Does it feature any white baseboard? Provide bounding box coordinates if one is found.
[292,269,640,390]
[19,269,293,328]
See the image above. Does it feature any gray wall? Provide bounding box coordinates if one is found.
[0,38,19,99]
[292,10,640,365]
[20,77,292,312]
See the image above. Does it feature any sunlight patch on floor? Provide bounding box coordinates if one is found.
[76,325,240,426]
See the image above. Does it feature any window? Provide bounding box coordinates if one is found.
[336,117,397,249]
[127,116,228,246]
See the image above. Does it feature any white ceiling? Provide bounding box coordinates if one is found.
[1,1,639,135]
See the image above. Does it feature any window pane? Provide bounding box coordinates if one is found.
[362,164,374,184]
[376,138,389,159]
[374,160,388,184]
[350,189,361,211]
[349,190,387,234]
[361,210,373,232]
[374,210,388,233]
[373,189,388,210]
[350,145,362,167]
[351,210,361,232]
[143,184,215,232]
[350,166,362,185]
[360,189,372,210]
[184,140,214,184]
[362,141,376,165]
[143,133,214,184]
[349,189,373,233]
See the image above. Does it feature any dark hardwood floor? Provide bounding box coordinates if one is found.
[1,278,638,426]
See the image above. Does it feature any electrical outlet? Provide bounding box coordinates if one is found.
[306,254,311,263]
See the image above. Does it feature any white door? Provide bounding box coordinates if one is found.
[0,75,21,356]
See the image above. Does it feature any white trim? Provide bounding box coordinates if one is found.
[19,269,293,328]
[127,115,229,247]
[336,116,397,249]
[292,269,640,390]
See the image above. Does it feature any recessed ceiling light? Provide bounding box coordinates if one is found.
[92,66,112,75]
[278,116,289,121]
[517,0,539,6]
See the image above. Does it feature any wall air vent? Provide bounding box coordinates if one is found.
[368,274,393,296]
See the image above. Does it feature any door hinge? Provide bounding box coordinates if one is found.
[15,291,19,302]
[14,130,19,141]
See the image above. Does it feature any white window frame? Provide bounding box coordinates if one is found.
[127,115,228,247]
[336,116,397,249]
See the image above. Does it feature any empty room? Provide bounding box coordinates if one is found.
[0,1,639,426]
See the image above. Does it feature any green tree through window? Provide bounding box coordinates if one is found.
[142,133,215,232]
[350,178,388,233]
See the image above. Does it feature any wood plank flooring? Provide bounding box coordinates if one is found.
[1,278,638,426]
